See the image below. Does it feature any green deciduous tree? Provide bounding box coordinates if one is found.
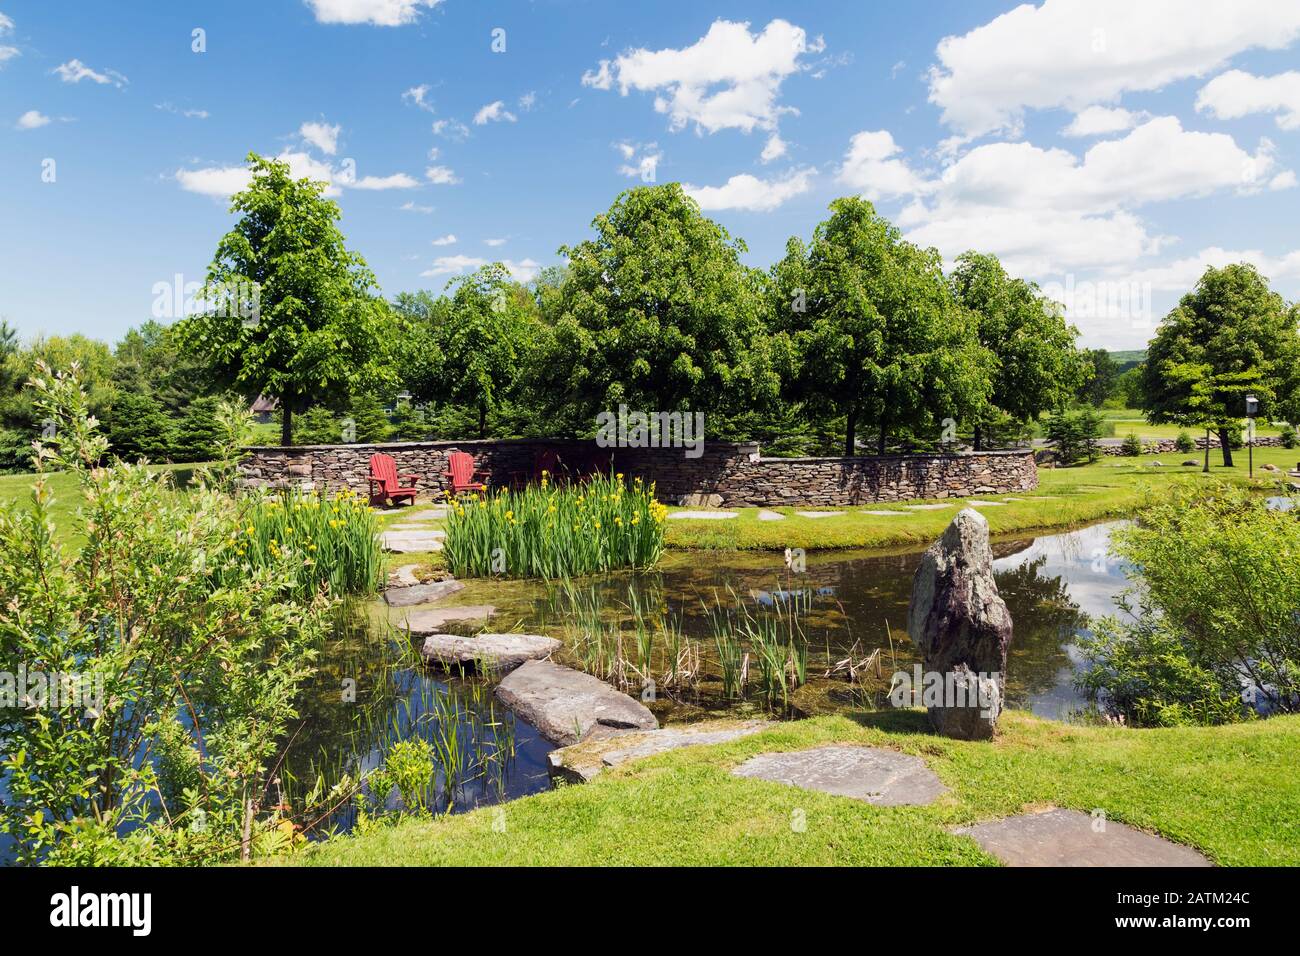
[1142,263,1300,467]
[949,252,1085,449]
[540,184,778,434]
[773,198,989,456]
[175,152,395,446]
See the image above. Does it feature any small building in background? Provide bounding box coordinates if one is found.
[250,395,279,424]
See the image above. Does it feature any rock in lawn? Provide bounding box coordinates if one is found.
[906,508,1013,740]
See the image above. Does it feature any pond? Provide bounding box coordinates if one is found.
[279,519,1133,838]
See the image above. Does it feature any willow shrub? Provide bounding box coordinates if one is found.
[225,489,382,600]
[1076,484,1300,726]
[443,471,668,578]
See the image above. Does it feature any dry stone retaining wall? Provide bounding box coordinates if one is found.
[240,439,1038,506]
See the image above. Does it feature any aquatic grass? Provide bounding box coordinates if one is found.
[229,488,382,599]
[443,470,667,579]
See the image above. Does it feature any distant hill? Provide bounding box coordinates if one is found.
[1108,349,1146,371]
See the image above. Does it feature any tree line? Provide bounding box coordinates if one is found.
[3,151,1297,470]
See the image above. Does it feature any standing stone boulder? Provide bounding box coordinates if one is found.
[905,508,1012,739]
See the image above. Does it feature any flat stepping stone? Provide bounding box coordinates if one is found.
[862,510,906,516]
[549,719,772,783]
[906,503,953,510]
[405,508,448,520]
[731,745,948,807]
[388,564,421,587]
[668,510,738,520]
[955,808,1211,867]
[795,510,845,518]
[388,523,445,532]
[402,605,496,633]
[966,500,1007,507]
[420,632,561,673]
[384,579,464,607]
[756,509,786,521]
[381,531,445,553]
[494,659,658,746]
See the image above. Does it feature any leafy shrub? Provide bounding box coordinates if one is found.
[1076,485,1300,725]
[0,364,327,864]
[171,395,226,462]
[107,390,173,460]
[1281,427,1298,450]
[224,489,382,601]
[1044,408,1103,464]
[293,406,343,445]
[1174,430,1196,453]
[1120,432,1144,456]
[444,471,667,578]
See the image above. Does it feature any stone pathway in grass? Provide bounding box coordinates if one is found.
[955,808,1212,867]
[906,503,953,510]
[756,509,787,521]
[549,719,772,783]
[862,509,907,516]
[381,530,445,552]
[668,510,739,520]
[731,745,948,807]
[389,564,422,587]
[795,510,845,518]
[965,500,1007,507]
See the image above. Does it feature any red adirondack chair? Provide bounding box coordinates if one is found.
[444,451,487,494]
[368,453,419,506]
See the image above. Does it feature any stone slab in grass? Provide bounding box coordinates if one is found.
[862,510,906,516]
[405,508,448,520]
[384,579,465,607]
[965,500,1007,507]
[388,523,445,532]
[756,509,787,521]
[731,745,948,807]
[420,632,561,673]
[668,510,738,520]
[795,510,845,518]
[402,605,496,633]
[381,531,445,553]
[549,719,772,783]
[955,808,1212,867]
[906,503,953,510]
[494,659,658,746]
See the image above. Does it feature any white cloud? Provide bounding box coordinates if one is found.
[1061,105,1145,137]
[300,121,341,155]
[473,100,517,125]
[156,102,209,119]
[15,110,50,130]
[928,0,1300,138]
[304,0,442,27]
[1197,69,1300,130]
[400,201,434,213]
[0,47,16,66]
[0,11,12,33]
[518,91,537,111]
[837,130,930,201]
[484,238,507,247]
[615,142,661,180]
[425,164,460,185]
[402,84,435,112]
[684,168,814,212]
[351,172,419,189]
[175,165,253,198]
[583,18,816,135]
[53,59,127,87]
[431,118,469,140]
[431,234,457,245]
[422,254,486,276]
[862,117,1290,276]
[1123,245,1300,291]
[760,133,787,163]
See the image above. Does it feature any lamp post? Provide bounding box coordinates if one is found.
[1245,394,1259,478]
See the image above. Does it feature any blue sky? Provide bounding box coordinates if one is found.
[2,0,1300,350]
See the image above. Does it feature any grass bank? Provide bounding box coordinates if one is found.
[280,710,1300,866]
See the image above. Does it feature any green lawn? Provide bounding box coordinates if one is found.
[280,710,1300,866]
[1097,407,1287,441]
